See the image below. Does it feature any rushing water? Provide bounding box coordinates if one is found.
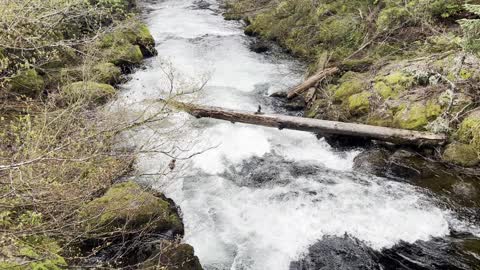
[113,0,480,269]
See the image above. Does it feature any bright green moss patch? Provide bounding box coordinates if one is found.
[348,91,371,115]
[79,181,183,235]
[374,71,415,99]
[8,69,44,97]
[393,101,442,130]
[333,78,367,101]
[442,143,480,167]
[457,111,480,151]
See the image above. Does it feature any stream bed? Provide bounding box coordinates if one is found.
[113,0,480,269]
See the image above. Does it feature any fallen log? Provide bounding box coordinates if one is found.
[166,100,446,146]
[287,67,339,99]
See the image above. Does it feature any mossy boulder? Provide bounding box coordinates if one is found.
[456,111,480,151]
[0,235,67,270]
[393,100,442,130]
[61,81,116,105]
[333,77,368,102]
[376,7,409,31]
[8,69,44,97]
[347,91,371,115]
[92,62,122,84]
[99,22,156,62]
[142,242,203,270]
[79,181,183,236]
[374,71,414,99]
[104,43,144,67]
[442,143,480,167]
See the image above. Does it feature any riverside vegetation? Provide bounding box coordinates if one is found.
[225,0,480,169]
[0,0,202,269]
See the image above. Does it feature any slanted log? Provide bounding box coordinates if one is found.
[166,100,446,147]
[287,67,339,99]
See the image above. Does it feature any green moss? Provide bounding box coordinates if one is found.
[393,101,442,130]
[347,91,371,115]
[106,43,143,67]
[442,143,480,167]
[79,181,183,235]
[374,71,414,98]
[333,78,367,101]
[8,69,44,97]
[98,21,155,66]
[456,111,480,151]
[459,68,473,80]
[0,236,67,270]
[62,81,116,105]
[377,7,409,31]
[92,63,122,84]
[373,81,393,99]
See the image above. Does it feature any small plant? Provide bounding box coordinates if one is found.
[458,4,480,53]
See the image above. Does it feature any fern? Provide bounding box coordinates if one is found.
[458,4,480,53]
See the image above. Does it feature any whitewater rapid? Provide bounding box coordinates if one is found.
[112,0,477,269]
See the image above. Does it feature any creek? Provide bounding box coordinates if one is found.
[113,0,480,269]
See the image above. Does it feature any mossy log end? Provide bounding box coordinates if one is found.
[165,100,447,147]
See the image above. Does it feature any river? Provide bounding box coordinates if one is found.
[113,0,480,269]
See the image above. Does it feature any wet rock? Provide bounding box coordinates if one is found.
[284,98,306,111]
[141,242,203,270]
[249,39,271,53]
[353,148,390,176]
[323,135,372,150]
[290,235,380,270]
[386,149,425,178]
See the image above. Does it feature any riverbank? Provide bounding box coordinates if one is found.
[225,0,480,170]
[0,0,201,268]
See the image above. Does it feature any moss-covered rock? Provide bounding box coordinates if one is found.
[347,91,371,115]
[8,69,44,97]
[457,111,480,148]
[99,21,156,61]
[104,43,144,67]
[79,181,183,236]
[393,100,442,130]
[142,242,203,270]
[442,143,480,167]
[92,62,122,84]
[376,7,409,31]
[61,81,116,105]
[333,77,368,102]
[374,71,414,99]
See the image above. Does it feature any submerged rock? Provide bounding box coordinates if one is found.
[352,148,390,176]
[290,235,379,270]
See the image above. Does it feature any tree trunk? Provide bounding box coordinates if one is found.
[168,100,447,147]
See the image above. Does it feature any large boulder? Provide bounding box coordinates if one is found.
[8,69,44,97]
[456,110,480,154]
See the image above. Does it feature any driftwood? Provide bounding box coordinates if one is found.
[287,67,339,99]
[168,101,446,146]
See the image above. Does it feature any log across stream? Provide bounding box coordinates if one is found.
[165,100,446,147]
